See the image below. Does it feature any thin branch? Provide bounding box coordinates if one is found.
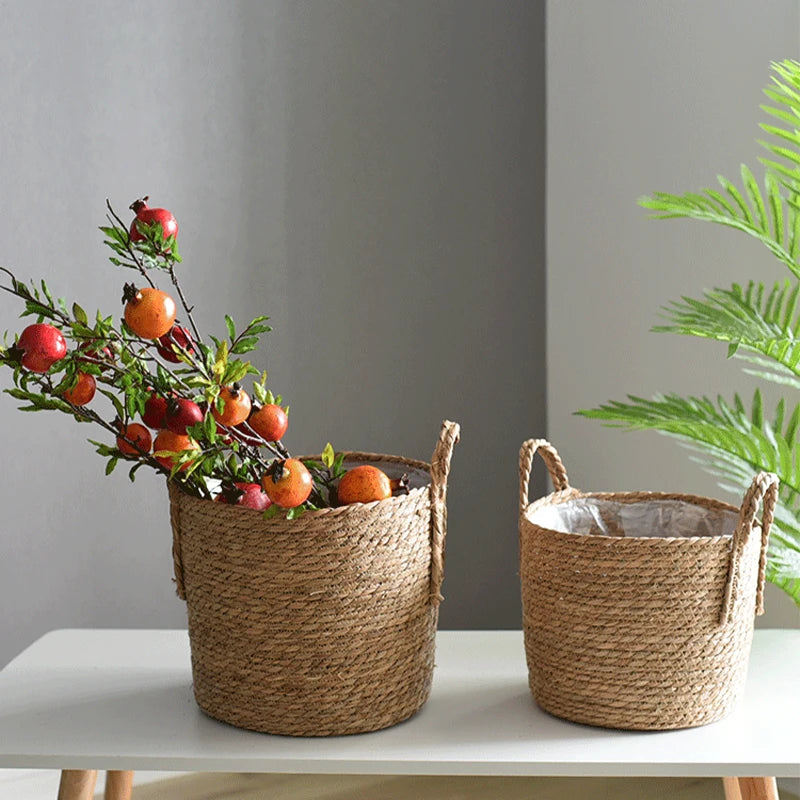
[105,200,156,289]
[167,264,202,344]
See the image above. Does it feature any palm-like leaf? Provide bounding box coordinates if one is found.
[639,167,800,279]
[758,60,800,189]
[578,391,800,604]
[583,60,800,605]
[653,280,800,388]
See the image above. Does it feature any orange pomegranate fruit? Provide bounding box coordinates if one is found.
[213,383,251,427]
[123,285,177,339]
[153,429,198,471]
[248,403,288,442]
[336,466,409,506]
[262,458,312,508]
[337,465,392,505]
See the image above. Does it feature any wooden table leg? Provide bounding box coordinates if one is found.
[738,777,780,800]
[724,777,744,800]
[104,770,134,800]
[57,770,98,800]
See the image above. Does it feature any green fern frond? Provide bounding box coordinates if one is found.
[579,390,799,486]
[653,279,800,385]
[578,391,800,605]
[758,60,800,189]
[639,165,800,279]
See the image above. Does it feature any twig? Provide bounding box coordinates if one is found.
[105,200,156,289]
[167,264,202,344]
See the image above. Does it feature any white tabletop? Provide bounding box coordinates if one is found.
[0,629,797,778]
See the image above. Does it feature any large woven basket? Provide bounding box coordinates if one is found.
[168,420,459,736]
[518,439,777,731]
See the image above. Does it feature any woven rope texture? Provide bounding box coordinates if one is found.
[518,439,777,731]
[170,421,459,736]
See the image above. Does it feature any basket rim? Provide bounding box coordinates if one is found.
[170,451,433,520]
[521,487,745,543]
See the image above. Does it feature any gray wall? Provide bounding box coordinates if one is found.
[0,0,546,666]
[547,0,800,628]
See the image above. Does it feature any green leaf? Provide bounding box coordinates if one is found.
[40,280,54,305]
[578,391,800,605]
[222,360,251,386]
[230,337,259,355]
[653,280,800,386]
[105,457,119,476]
[322,442,335,469]
[286,505,306,520]
[72,303,88,325]
[128,462,144,482]
[332,451,346,476]
[252,381,267,405]
[204,413,217,442]
[225,314,236,341]
[639,172,800,279]
[262,504,282,520]
[213,339,228,380]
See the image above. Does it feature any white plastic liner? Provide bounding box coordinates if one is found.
[528,497,738,539]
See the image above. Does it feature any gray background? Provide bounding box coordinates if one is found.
[0,0,546,667]
[0,0,797,673]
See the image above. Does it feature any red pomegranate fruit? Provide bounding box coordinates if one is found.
[17,323,67,373]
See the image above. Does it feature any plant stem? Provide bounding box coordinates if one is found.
[167,264,202,344]
[105,201,156,289]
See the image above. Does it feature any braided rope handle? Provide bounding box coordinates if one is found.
[719,471,778,625]
[519,439,571,516]
[168,480,187,600]
[429,420,461,606]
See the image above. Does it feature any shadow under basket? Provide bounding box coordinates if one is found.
[168,421,459,737]
[517,439,778,731]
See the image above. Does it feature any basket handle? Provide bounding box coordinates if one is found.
[719,471,778,625]
[429,420,461,606]
[168,480,187,601]
[519,439,571,516]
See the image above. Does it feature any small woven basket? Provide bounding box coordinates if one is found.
[169,420,459,737]
[518,439,778,731]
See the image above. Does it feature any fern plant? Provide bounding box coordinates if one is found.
[579,59,800,606]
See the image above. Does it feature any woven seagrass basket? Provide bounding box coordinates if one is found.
[518,439,778,731]
[168,420,459,736]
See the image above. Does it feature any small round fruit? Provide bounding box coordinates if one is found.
[117,423,152,456]
[213,383,252,427]
[129,197,178,242]
[262,458,313,509]
[248,403,288,442]
[62,372,96,406]
[17,323,67,372]
[215,482,272,511]
[156,325,194,363]
[142,392,170,429]
[153,429,198,471]
[124,287,177,339]
[337,465,393,505]
[164,397,204,435]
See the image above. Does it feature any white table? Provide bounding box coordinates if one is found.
[0,630,796,799]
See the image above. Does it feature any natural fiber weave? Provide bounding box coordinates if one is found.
[169,421,459,736]
[518,439,777,731]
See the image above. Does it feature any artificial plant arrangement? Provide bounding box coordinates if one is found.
[0,198,406,516]
[580,58,800,606]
